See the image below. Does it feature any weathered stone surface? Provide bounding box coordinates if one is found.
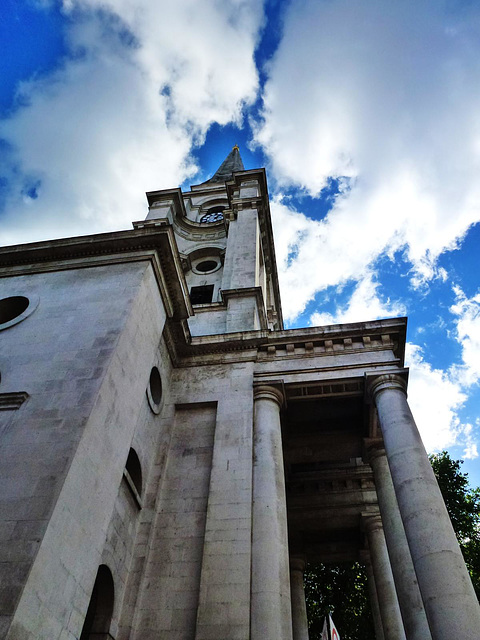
[1,153,476,640]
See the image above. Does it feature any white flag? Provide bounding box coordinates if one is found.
[329,614,340,640]
[321,617,329,640]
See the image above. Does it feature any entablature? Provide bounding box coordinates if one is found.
[164,316,407,369]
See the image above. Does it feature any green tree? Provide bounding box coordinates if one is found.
[429,451,480,598]
[304,562,373,640]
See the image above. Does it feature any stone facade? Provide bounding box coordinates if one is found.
[0,148,478,640]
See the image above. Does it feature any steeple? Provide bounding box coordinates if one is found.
[202,145,245,185]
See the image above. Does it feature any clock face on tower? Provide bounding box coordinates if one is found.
[200,206,225,224]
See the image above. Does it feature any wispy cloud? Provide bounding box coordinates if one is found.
[405,343,467,453]
[449,285,480,387]
[309,271,406,326]
[258,0,480,317]
[0,0,264,244]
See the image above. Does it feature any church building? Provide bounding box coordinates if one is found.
[0,148,478,640]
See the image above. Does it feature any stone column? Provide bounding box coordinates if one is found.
[359,550,385,640]
[251,385,292,640]
[363,515,406,640]
[290,556,309,640]
[369,374,480,640]
[365,442,431,640]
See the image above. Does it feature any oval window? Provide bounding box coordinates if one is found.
[196,260,218,273]
[147,366,163,413]
[0,296,29,324]
[0,295,38,331]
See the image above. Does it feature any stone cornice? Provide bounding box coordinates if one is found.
[163,315,408,374]
[0,224,408,375]
[0,226,193,321]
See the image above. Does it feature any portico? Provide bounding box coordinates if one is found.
[251,323,480,639]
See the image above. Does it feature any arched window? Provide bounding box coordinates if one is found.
[125,448,142,498]
[80,565,114,640]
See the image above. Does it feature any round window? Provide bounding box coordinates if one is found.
[147,366,163,413]
[0,295,38,331]
[196,260,218,273]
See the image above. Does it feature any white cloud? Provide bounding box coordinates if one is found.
[462,423,478,460]
[309,271,406,326]
[258,0,480,318]
[303,279,479,458]
[405,343,467,453]
[303,277,478,457]
[400,287,480,458]
[449,285,480,386]
[0,0,263,244]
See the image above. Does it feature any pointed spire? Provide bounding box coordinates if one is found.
[203,145,245,185]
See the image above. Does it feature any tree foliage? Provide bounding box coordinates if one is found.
[429,451,480,598]
[304,562,373,640]
[304,452,480,638]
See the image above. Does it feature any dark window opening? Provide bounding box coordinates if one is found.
[80,565,114,640]
[0,296,29,324]
[149,367,162,405]
[196,260,218,273]
[190,285,214,305]
[125,448,142,497]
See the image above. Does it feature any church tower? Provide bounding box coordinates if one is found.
[0,149,478,640]
[137,145,282,336]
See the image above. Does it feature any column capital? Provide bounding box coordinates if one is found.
[253,383,284,407]
[366,373,408,403]
[290,555,306,574]
[363,437,386,464]
[362,513,384,534]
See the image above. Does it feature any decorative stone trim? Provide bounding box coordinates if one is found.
[258,333,398,361]
[288,474,375,497]
[253,384,284,407]
[290,555,306,573]
[286,379,363,401]
[363,437,386,464]
[362,513,383,533]
[367,373,408,402]
[0,392,29,410]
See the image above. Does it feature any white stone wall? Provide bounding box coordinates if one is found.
[131,404,216,640]
[2,260,168,640]
[188,307,227,336]
[222,209,259,292]
[129,361,255,640]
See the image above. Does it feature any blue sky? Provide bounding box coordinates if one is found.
[1,0,480,484]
